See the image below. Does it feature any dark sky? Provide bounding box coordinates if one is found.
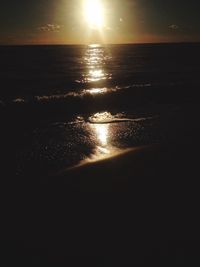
[0,0,200,44]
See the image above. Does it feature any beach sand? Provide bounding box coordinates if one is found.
[1,137,200,265]
[1,104,200,265]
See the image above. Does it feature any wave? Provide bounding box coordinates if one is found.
[0,80,194,126]
[88,112,158,124]
[13,98,26,104]
[7,80,183,107]
[0,76,194,109]
[9,83,152,103]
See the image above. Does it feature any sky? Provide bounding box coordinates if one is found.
[0,0,200,45]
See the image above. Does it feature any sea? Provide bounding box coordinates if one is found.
[0,43,200,175]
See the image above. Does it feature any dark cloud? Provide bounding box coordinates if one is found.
[38,24,61,32]
[169,24,179,30]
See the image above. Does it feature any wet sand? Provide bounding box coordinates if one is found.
[52,137,199,194]
[1,134,200,266]
[1,104,200,265]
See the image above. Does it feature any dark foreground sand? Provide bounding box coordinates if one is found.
[1,139,200,266]
[1,102,200,265]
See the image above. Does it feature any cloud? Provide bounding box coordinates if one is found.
[38,24,61,32]
[169,24,179,30]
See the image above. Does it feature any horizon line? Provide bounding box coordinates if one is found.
[0,41,200,46]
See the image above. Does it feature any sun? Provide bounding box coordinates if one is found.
[83,0,104,30]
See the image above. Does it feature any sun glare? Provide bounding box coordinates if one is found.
[84,0,104,30]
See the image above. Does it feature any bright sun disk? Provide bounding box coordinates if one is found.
[84,0,104,30]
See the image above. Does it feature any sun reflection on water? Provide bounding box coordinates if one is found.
[90,123,112,160]
[81,45,112,85]
[91,123,109,147]
[88,44,101,48]
[85,87,108,95]
[87,69,108,82]
[73,112,130,166]
[88,111,117,161]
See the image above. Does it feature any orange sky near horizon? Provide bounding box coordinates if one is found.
[1,0,200,45]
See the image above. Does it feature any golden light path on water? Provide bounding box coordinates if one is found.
[87,69,105,82]
[91,123,109,147]
[89,113,112,158]
[89,123,114,161]
[85,87,108,95]
[79,45,124,163]
[82,46,118,161]
[83,120,133,165]
[86,112,125,163]
[81,44,112,85]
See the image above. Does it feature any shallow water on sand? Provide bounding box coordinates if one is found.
[15,111,162,175]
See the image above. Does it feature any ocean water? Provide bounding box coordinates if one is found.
[0,43,200,175]
[1,43,200,102]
